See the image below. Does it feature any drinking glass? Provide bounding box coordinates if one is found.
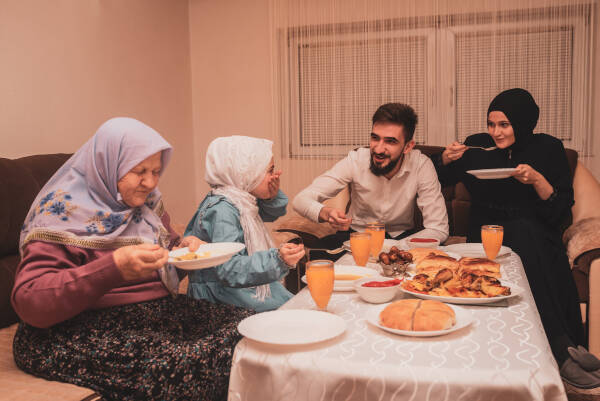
[481,225,504,260]
[365,222,385,258]
[350,232,371,266]
[305,260,334,311]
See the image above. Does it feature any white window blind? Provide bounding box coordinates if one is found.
[279,4,593,158]
[298,36,428,150]
[455,27,573,143]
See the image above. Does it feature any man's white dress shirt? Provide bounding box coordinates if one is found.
[293,148,449,241]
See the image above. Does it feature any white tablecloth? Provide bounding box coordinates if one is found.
[228,252,567,401]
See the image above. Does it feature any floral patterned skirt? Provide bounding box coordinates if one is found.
[13,295,253,401]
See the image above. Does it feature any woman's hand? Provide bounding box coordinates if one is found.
[174,235,206,252]
[113,243,169,281]
[511,164,542,185]
[511,164,554,200]
[279,243,305,266]
[442,142,468,165]
[267,171,282,199]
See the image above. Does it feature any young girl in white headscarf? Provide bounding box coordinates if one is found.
[185,136,304,312]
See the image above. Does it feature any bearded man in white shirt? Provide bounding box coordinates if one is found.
[293,103,449,252]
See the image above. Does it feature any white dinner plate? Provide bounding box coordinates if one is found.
[301,264,379,291]
[237,309,346,345]
[442,243,512,259]
[343,238,402,252]
[366,303,473,337]
[168,242,245,270]
[466,168,517,179]
[399,280,524,305]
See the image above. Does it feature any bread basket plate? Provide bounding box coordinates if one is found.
[168,242,245,270]
[441,243,512,259]
[301,264,379,292]
[399,280,524,305]
[466,168,517,179]
[366,303,473,337]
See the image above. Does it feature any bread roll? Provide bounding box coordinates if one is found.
[458,257,501,278]
[379,299,456,331]
[408,248,449,264]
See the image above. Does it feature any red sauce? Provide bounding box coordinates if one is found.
[409,238,438,243]
[362,279,403,287]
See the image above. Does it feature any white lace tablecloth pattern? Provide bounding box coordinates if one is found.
[228,252,567,401]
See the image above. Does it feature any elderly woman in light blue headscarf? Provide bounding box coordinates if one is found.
[185,135,304,312]
[12,118,253,401]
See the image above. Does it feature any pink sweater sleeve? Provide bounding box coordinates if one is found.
[11,242,125,328]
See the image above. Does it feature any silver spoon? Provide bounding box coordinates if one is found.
[308,247,346,255]
[466,145,497,151]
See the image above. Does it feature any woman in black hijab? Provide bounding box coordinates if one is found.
[435,88,600,388]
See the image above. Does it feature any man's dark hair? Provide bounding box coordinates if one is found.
[371,103,418,142]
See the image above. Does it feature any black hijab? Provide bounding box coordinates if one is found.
[487,88,539,151]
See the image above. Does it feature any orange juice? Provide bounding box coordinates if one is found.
[481,225,504,260]
[350,232,371,266]
[365,223,385,257]
[306,260,334,310]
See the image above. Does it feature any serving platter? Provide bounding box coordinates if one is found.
[399,280,524,305]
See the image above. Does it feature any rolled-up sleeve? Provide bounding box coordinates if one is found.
[292,155,354,222]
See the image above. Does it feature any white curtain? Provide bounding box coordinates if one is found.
[269,0,595,190]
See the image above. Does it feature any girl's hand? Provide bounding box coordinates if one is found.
[175,235,206,252]
[113,243,169,281]
[442,142,468,165]
[267,171,282,199]
[511,164,542,185]
[279,243,305,266]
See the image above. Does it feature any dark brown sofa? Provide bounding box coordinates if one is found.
[0,154,99,400]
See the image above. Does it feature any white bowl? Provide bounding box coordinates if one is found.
[406,237,441,249]
[353,277,402,304]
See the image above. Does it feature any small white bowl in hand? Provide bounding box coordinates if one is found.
[354,277,402,304]
[406,237,441,249]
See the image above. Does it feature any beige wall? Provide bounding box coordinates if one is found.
[0,0,195,224]
[188,0,276,201]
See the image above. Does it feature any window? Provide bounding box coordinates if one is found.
[278,5,593,158]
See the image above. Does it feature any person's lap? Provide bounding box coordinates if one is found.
[13,296,253,401]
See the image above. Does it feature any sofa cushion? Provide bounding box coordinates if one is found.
[0,324,98,400]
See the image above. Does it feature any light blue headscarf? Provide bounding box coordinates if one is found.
[19,117,179,292]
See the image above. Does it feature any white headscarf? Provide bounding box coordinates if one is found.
[205,136,275,301]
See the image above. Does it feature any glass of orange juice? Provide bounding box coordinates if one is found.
[365,222,385,258]
[350,232,371,266]
[305,260,334,311]
[481,225,504,260]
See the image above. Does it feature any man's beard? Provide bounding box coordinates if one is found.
[369,153,402,176]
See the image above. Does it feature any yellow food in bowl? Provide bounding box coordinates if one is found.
[173,251,211,261]
[335,274,364,281]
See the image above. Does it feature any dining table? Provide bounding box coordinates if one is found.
[228,245,567,401]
